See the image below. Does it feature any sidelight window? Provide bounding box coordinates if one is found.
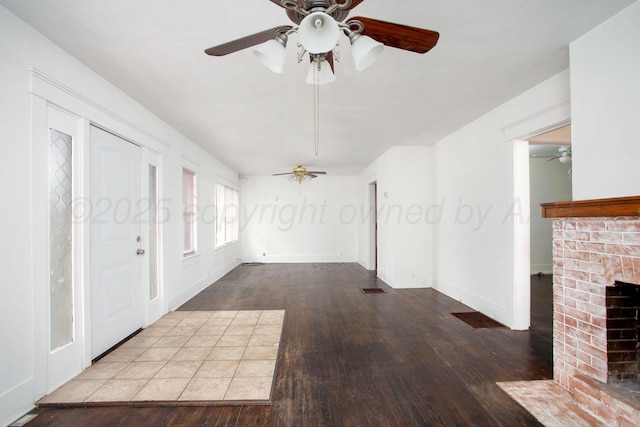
[182,168,196,255]
[49,129,73,350]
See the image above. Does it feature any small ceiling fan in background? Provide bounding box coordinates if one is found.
[273,164,327,183]
[548,146,572,163]
[205,0,440,82]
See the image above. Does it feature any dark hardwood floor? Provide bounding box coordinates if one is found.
[26,264,553,426]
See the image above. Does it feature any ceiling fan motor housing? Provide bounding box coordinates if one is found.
[286,0,349,24]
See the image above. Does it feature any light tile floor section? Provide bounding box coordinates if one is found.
[38,310,284,405]
[497,380,607,427]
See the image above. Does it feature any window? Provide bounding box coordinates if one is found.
[49,128,74,350]
[182,168,196,255]
[215,183,239,247]
[148,164,159,299]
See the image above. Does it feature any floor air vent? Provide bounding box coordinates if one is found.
[361,288,386,294]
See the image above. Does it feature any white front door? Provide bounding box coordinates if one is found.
[90,126,143,359]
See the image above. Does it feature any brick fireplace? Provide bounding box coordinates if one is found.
[542,196,640,425]
[551,216,640,388]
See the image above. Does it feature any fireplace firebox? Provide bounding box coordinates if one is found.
[606,282,640,383]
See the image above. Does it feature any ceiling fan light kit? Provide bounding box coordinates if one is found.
[305,58,336,84]
[350,33,384,71]
[559,147,572,163]
[298,11,341,54]
[253,36,288,73]
[548,147,572,163]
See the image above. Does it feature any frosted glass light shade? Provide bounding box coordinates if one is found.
[254,39,287,73]
[305,60,336,85]
[351,35,384,71]
[298,12,340,54]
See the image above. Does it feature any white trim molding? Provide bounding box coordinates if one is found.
[26,67,170,153]
[503,99,571,142]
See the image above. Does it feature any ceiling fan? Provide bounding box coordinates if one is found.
[273,164,327,183]
[548,146,572,163]
[204,0,440,81]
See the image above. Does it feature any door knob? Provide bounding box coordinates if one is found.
[136,249,145,255]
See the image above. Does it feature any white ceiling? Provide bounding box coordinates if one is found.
[2,0,635,175]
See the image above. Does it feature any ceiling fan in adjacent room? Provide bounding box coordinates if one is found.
[204,0,440,83]
[547,146,572,163]
[273,164,327,183]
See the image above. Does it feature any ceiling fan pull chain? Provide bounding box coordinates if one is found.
[314,60,320,156]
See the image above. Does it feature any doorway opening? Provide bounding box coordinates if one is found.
[528,125,573,274]
[507,99,570,330]
[527,125,572,361]
[368,182,378,271]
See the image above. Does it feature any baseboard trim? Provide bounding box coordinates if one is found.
[169,260,241,310]
[0,377,35,427]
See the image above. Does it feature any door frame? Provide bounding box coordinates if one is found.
[504,100,570,330]
[369,181,378,271]
[29,68,168,399]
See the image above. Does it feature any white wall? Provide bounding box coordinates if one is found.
[358,146,435,288]
[433,71,571,327]
[570,1,640,199]
[163,145,242,311]
[0,9,36,426]
[529,157,572,274]
[240,176,357,263]
[0,6,239,425]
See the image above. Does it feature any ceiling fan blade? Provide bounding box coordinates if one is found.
[268,0,287,8]
[205,25,292,56]
[309,174,318,178]
[350,17,439,54]
[306,171,327,174]
[272,172,294,176]
[547,154,561,162]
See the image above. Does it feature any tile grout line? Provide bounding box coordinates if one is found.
[175,315,219,402]
[222,310,250,400]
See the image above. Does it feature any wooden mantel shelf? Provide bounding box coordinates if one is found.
[541,196,640,218]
